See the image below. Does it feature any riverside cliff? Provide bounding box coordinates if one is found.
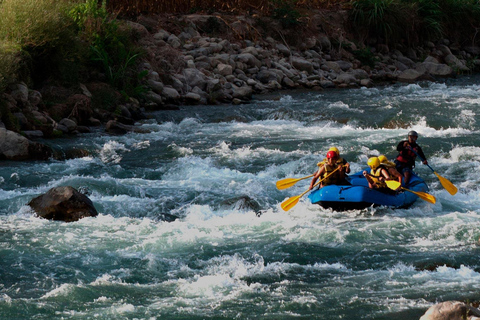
[2,10,480,160]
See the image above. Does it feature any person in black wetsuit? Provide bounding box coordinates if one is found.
[394,130,428,185]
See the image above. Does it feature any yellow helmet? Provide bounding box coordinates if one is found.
[378,155,388,163]
[367,157,380,170]
[328,147,340,156]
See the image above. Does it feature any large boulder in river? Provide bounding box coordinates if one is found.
[420,301,480,320]
[28,186,98,222]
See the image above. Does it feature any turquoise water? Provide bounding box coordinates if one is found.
[1,77,480,319]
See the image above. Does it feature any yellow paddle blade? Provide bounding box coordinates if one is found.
[434,172,458,195]
[402,188,436,204]
[281,195,302,211]
[385,180,401,190]
[276,174,314,190]
[280,166,342,212]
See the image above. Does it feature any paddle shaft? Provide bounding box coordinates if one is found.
[276,174,315,190]
[281,166,342,211]
[409,146,457,195]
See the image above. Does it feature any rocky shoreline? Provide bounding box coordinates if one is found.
[2,10,480,161]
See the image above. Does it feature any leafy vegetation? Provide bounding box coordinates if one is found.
[0,0,145,98]
[270,0,303,28]
[351,0,480,46]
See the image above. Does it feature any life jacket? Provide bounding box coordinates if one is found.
[321,163,341,185]
[382,160,396,168]
[317,157,345,167]
[396,145,418,166]
[370,167,387,188]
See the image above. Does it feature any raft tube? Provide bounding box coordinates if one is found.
[308,169,429,211]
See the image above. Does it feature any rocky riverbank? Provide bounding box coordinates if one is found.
[2,10,480,160]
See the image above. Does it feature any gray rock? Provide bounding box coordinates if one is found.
[291,56,314,73]
[276,44,291,56]
[147,80,164,94]
[236,53,262,68]
[182,68,207,90]
[419,301,480,320]
[335,60,353,71]
[145,91,163,105]
[397,69,424,82]
[232,84,253,99]
[28,186,98,222]
[444,54,469,71]
[23,130,44,139]
[323,61,342,73]
[59,118,77,132]
[0,128,30,160]
[162,87,181,101]
[420,62,454,76]
[216,63,233,76]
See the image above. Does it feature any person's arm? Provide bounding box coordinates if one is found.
[344,160,351,174]
[417,145,428,165]
[309,167,323,190]
[363,171,375,188]
[397,140,406,152]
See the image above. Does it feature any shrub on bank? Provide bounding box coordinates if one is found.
[0,0,144,101]
[351,0,480,46]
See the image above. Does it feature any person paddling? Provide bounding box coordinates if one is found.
[309,151,345,190]
[394,131,428,185]
[378,155,403,186]
[363,157,393,191]
[317,147,351,175]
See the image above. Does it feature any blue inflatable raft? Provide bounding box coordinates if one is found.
[308,169,429,210]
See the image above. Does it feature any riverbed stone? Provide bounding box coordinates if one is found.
[419,301,480,320]
[28,186,98,222]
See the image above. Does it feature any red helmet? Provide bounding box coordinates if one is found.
[326,150,337,159]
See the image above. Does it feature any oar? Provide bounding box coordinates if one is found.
[408,148,457,195]
[281,166,342,211]
[276,174,315,190]
[385,180,436,204]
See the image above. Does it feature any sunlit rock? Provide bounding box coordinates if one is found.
[28,186,98,222]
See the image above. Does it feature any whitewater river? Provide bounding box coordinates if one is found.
[1,76,480,319]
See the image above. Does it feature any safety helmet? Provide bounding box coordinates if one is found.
[367,157,380,170]
[326,150,337,159]
[408,130,418,137]
[378,155,388,163]
[328,147,340,156]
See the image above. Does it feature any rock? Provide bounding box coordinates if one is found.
[232,84,253,100]
[276,44,291,56]
[162,87,181,101]
[419,62,454,77]
[216,63,233,76]
[219,195,262,214]
[23,130,44,139]
[335,60,353,71]
[28,186,98,222]
[291,56,314,73]
[182,68,207,90]
[105,120,150,134]
[236,53,262,69]
[0,128,30,160]
[444,54,469,71]
[147,80,164,94]
[59,118,77,132]
[397,69,424,82]
[420,301,480,320]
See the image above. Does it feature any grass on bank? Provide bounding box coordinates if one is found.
[0,0,145,100]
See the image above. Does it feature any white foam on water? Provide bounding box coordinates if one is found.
[99,141,130,164]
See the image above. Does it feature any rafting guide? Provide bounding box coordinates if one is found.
[394,130,428,185]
